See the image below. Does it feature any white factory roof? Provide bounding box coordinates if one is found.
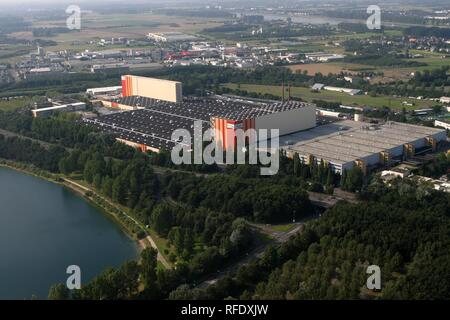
[312,83,325,90]
[29,67,51,73]
[283,120,446,166]
[33,102,85,112]
[86,86,122,94]
[148,32,199,42]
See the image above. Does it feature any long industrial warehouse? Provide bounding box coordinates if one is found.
[282,120,447,173]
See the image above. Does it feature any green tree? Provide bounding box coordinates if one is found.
[101,176,113,198]
[112,176,127,204]
[48,283,70,300]
[293,153,301,177]
[151,203,174,236]
[140,248,159,299]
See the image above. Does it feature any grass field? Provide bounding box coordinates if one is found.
[0,97,36,111]
[269,224,296,232]
[225,83,440,111]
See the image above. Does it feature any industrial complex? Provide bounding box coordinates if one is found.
[281,120,446,174]
[83,75,448,175]
[84,94,316,153]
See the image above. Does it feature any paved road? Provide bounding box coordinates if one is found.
[197,222,306,289]
[62,178,171,269]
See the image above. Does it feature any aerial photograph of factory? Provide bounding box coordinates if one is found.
[80,74,447,175]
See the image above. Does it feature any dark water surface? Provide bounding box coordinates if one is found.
[0,167,139,299]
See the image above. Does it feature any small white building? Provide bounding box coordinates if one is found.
[32,102,86,118]
[440,96,450,104]
[86,86,122,98]
[323,86,361,96]
[435,120,450,130]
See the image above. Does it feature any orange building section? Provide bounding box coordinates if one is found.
[213,117,256,151]
[121,75,133,97]
[120,75,182,102]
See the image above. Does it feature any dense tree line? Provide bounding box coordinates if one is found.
[418,152,450,178]
[32,27,72,37]
[160,172,312,224]
[0,110,305,286]
[2,109,448,300]
[0,135,66,172]
[323,9,428,25]
[403,26,450,38]
[344,53,427,68]
[411,66,450,88]
[337,22,384,34]
[176,178,450,300]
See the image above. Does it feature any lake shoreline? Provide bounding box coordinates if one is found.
[0,160,147,251]
[0,162,141,299]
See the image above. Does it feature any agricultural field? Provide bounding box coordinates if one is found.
[224,83,441,111]
[1,12,228,62]
[10,13,225,44]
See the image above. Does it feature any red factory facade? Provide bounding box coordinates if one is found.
[212,117,256,151]
[121,75,133,97]
[212,104,317,152]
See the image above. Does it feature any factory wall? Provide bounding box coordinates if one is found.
[432,131,447,142]
[121,75,182,103]
[101,100,136,111]
[116,138,160,153]
[213,106,316,151]
[213,118,256,151]
[293,152,352,174]
[255,105,316,137]
[410,137,428,149]
[387,145,404,158]
[361,153,381,166]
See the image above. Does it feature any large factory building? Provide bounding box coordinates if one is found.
[84,75,447,174]
[121,75,183,103]
[281,120,447,174]
[85,94,317,153]
[212,102,316,151]
[85,75,317,152]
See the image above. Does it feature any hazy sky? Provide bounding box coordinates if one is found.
[0,0,176,9]
[0,0,172,5]
[0,0,177,3]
